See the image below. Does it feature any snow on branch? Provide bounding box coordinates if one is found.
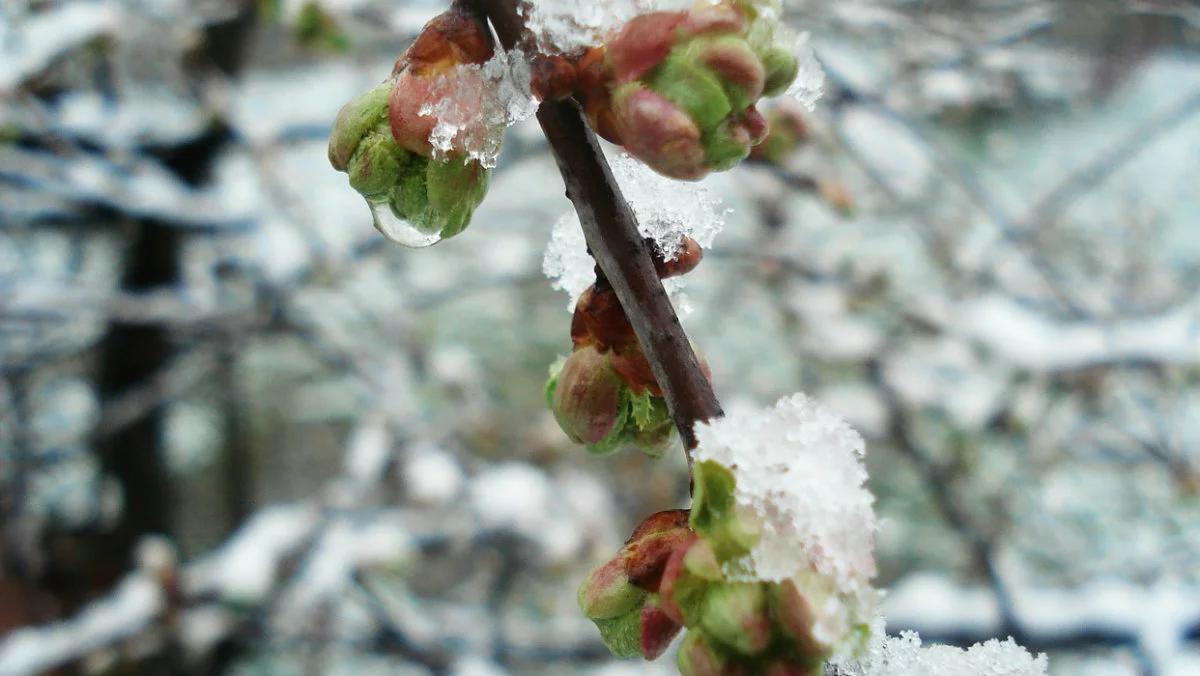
[950,295,1200,371]
[882,574,1200,671]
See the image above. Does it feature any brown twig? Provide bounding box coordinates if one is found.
[466,0,723,464]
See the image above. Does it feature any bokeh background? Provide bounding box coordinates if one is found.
[2,1,1199,674]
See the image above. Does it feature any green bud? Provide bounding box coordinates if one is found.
[690,461,760,562]
[700,582,773,656]
[549,347,630,455]
[347,126,408,201]
[425,156,490,239]
[760,45,799,97]
[328,81,392,171]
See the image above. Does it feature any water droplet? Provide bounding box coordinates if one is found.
[370,201,441,248]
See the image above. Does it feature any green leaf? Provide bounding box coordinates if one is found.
[690,461,759,562]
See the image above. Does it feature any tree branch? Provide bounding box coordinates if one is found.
[467,0,724,459]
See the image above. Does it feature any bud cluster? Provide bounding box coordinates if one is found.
[328,8,496,245]
[546,238,705,457]
[576,0,801,180]
[579,460,871,674]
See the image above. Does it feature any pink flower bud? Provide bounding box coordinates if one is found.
[622,510,695,591]
[607,12,686,83]
[640,595,684,660]
[550,346,627,452]
[612,84,709,180]
[388,71,438,156]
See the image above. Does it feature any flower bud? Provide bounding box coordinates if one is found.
[694,36,766,109]
[328,82,392,172]
[607,12,685,83]
[655,236,704,279]
[583,0,802,178]
[579,557,647,620]
[571,285,638,351]
[700,582,773,655]
[531,54,578,102]
[548,346,629,455]
[347,126,407,201]
[612,83,708,180]
[760,45,800,97]
[622,509,694,591]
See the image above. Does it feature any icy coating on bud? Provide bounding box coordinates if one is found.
[329,7,529,247]
[576,0,822,179]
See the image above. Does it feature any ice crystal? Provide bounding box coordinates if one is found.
[838,629,1049,676]
[419,49,537,169]
[692,394,876,593]
[785,31,826,110]
[541,153,725,308]
[521,0,695,53]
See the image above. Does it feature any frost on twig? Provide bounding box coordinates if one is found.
[542,153,726,308]
[418,48,538,169]
[835,624,1049,676]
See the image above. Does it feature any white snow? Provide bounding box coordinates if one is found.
[543,152,726,308]
[521,0,693,53]
[838,626,1048,676]
[693,394,877,591]
[404,443,465,505]
[0,2,121,92]
[952,294,1200,371]
[188,503,320,603]
[0,574,162,676]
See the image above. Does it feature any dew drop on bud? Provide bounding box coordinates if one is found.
[370,201,442,248]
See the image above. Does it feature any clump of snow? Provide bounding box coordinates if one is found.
[542,153,725,308]
[0,2,121,92]
[404,443,464,506]
[420,49,537,169]
[838,628,1048,676]
[692,393,877,592]
[0,574,162,676]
